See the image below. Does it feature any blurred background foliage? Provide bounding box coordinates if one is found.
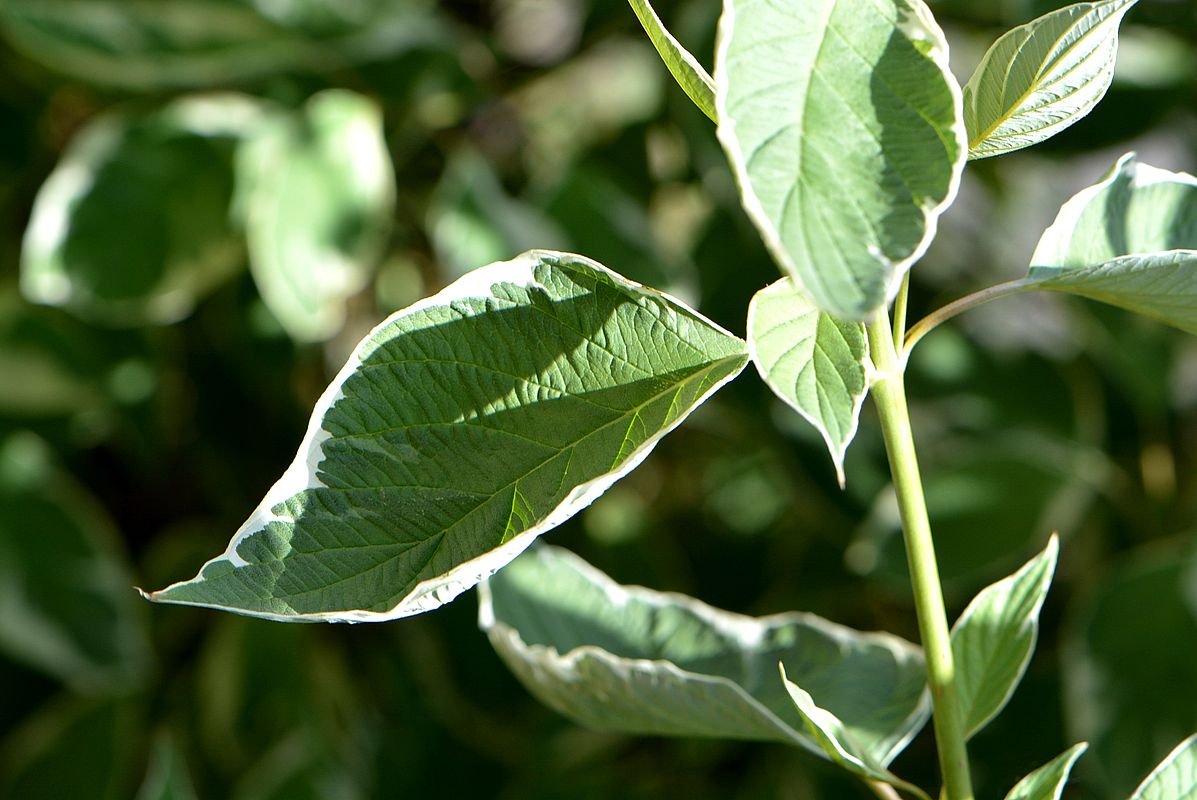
[0,0,1195,798]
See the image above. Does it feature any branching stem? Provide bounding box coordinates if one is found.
[902,278,1039,355]
[867,312,975,800]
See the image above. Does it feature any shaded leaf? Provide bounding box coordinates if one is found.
[747,278,868,486]
[964,0,1138,159]
[148,251,748,621]
[238,90,395,342]
[1063,542,1197,795]
[1129,735,1197,800]
[628,0,717,121]
[0,434,150,690]
[1028,154,1197,334]
[781,666,928,799]
[480,545,930,768]
[21,94,265,326]
[714,0,966,319]
[136,734,198,800]
[952,535,1058,739]
[0,0,444,89]
[1003,743,1087,800]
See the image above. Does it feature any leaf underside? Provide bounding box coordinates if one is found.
[149,251,748,622]
[1029,153,1197,334]
[715,0,966,320]
[964,0,1138,159]
[747,278,868,486]
[480,545,930,769]
[1129,734,1197,800]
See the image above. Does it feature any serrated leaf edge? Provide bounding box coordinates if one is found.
[146,251,748,622]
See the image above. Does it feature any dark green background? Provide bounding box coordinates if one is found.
[1,1,1195,797]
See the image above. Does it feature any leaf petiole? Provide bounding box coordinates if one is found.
[903,278,1040,356]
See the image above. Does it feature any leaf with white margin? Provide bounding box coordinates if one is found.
[146,251,748,622]
[714,0,966,320]
[781,666,929,799]
[21,94,266,326]
[747,278,868,487]
[952,535,1058,740]
[237,90,395,342]
[1028,154,1197,334]
[480,545,930,771]
[964,0,1138,159]
[1129,734,1197,800]
[1003,743,1088,800]
[628,0,717,122]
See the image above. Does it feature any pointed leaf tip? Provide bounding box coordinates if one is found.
[149,251,748,622]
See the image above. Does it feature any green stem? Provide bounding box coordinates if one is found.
[867,313,975,800]
[902,278,1039,356]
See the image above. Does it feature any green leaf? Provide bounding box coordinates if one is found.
[237,90,395,342]
[480,545,930,769]
[21,94,265,326]
[952,535,1058,739]
[1003,743,1088,800]
[0,0,444,89]
[136,734,198,800]
[714,0,966,320]
[780,666,928,799]
[963,0,1138,159]
[1032,153,1197,266]
[0,434,150,690]
[628,0,717,122]
[1129,735,1197,800]
[747,278,868,487]
[148,251,748,622]
[1027,154,1197,334]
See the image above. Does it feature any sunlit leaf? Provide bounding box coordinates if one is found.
[1002,743,1087,800]
[238,90,395,342]
[0,0,444,89]
[627,0,716,121]
[714,0,966,319]
[952,535,1058,739]
[480,545,930,769]
[0,434,150,690]
[21,94,265,326]
[1129,734,1197,800]
[781,666,928,799]
[964,0,1138,159]
[1028,154,1197,334]
[747,278,868,486]
[148,251,748,622]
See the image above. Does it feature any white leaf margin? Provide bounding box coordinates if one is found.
[712,0,969,319]
[1129,733,1197,800]
[746,278,870,488]
[1030,152,1197,269]
[479,545,931,766]
[1003,742,1088,800]
[144,250,748,623]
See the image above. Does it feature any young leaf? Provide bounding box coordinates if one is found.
[951,535,1058,739]
[1129,734,1197,800]
[1027,154,1197,334]
[747,278,869,486]
[714,0,966,320]
[480,545,930,769]
[781,666,929,799]
[963,0,1138,159]
[628,0,717,122]
[21,95,264,326]
[147,251,748,622]
[237,90,395,342]
[1003,743,1088,800]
